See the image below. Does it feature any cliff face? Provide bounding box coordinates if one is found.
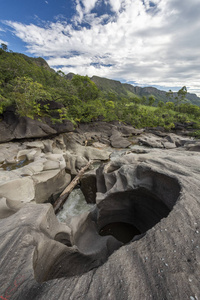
[91,75,131,97]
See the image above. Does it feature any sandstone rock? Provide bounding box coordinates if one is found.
[43,160,60,170]
[184,141,200,152]
[0,108,74,143]
[162,141,176,149]
[139,134,165,148]
[43,139,54,153]
[77,121,142,148]
[13,116,57,139]
[17,148,42,161]
[0,138,70,205]
[138,132,192,149]
[0,148,200,299]
[25,141,45,149]
[0,177,35,203]
[0,197,17,219]
[62,133,111,174]
[80,171,97,204]
[119,125,144,136]
[0,142,23,164]
[92,142,109,149]
[110,129,131,148]
[32,170,71,203]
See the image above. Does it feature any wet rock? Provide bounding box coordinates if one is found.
[80,171,97,204]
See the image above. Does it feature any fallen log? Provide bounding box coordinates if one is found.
[53,160,93,214]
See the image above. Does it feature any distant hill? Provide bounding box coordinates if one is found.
[90,75,136,98]
[91,75,200,106]
[1,47,200,132]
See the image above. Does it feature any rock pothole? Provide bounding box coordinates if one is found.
[99,222,141,243]
[34,162,182,283]
[96,188,172,244]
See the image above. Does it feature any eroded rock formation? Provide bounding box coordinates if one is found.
[0,133,111,208]
[0,106,74,143]
[0,146,200,299]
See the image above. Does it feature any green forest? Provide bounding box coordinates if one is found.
[1,44,200,137]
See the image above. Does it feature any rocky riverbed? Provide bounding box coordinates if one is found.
[0,121,200,300]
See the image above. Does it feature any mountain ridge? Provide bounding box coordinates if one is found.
[90,75,200,105]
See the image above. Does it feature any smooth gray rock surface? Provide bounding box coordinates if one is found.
[0,139,70,204]
[138,133,193,149]
[0,148,200,299]
[76,121,143,148]
[62,133,111,175]
[0,108,74,143]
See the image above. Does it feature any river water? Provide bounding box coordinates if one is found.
[57,188,95,223]
[56,145,147,223]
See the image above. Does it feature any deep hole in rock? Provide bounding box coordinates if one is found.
[97,189,171,235]
[99,222,141,244]
[34,169,181,283]
[97,172,181,244]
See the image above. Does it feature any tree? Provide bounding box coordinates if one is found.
[148,95,155,106]
[141,96,147,105]
[165,102,175,110]
[166,89,173,100]
[131,96,141,105]
[71,75,99,102]
[11,76,50,118]
[158,101,164,108]
[176,86,187,105]
[0,43,8,52]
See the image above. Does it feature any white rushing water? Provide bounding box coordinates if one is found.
[57,188,95,223]
[57,145,146,223]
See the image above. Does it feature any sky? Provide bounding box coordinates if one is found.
[0,0,200,96]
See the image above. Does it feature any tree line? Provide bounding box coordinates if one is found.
[0,43,200,137]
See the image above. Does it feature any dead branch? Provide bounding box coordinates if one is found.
[53,160,93,214]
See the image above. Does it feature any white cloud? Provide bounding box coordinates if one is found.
[81,0,99,13]
[74,0,99,22]
[108,0,122,12]
[0,40,8,45]
[3,0,200,96]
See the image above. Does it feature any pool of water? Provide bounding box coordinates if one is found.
[57,188,95,223]
[1,157,32,171]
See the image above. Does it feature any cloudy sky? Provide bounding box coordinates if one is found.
[0,0,200,96]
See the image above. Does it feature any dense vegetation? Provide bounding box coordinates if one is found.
[91,76,200,106]
[1,44,200,137]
